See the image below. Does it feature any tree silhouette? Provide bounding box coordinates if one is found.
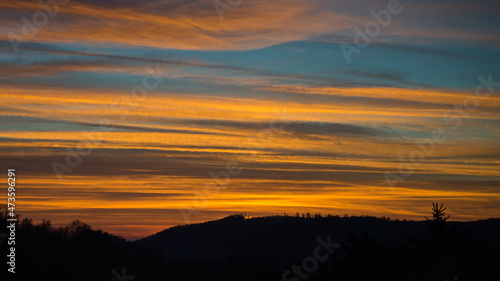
[425,202,451,242]
[425,202,450,222]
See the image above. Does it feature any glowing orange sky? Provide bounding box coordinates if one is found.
[1,0,499,240]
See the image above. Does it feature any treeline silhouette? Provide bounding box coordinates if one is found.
[0,205,163,281]
[329,204,500,281]
[1,204,499,280]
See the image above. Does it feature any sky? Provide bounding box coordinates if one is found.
[1,0,499,240]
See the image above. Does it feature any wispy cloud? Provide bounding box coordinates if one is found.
[1,0,499,238]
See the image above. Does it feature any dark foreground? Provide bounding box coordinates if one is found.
[1,207,499,281]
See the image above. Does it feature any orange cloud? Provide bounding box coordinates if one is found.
[0,0,359,51]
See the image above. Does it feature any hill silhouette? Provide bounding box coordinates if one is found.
[139,213,500,261]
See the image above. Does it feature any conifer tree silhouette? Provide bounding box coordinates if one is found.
[425,203,450,222]
[425,202,450,240]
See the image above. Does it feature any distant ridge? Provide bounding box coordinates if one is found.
[138,214,500,261]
